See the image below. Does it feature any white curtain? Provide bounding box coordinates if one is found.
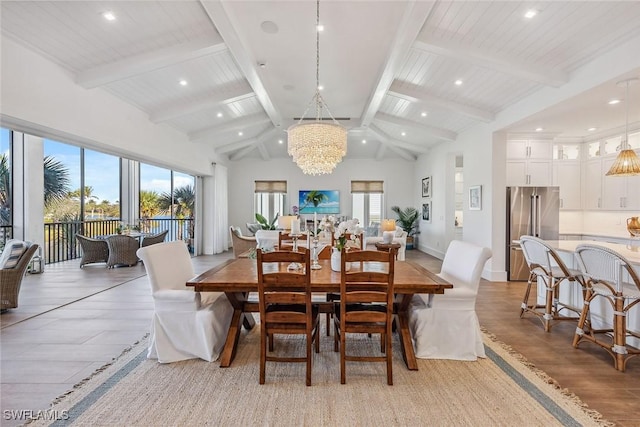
[211,164,229,254]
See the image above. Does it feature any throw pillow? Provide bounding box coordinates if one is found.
[395,226,404,237]
[0,239,28,269]
[231,227,242,238]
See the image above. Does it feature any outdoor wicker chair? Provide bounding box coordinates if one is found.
[1,243,38,310]
[106,235,140,268]
[76,234,109,268]
[141,230,169,248]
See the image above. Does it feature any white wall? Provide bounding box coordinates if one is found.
[228,157,416,231]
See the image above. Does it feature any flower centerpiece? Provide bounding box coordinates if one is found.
[330,219,363,271]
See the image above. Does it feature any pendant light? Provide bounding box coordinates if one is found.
[606,77,640,176]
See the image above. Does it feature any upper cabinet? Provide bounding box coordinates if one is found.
[552,143,581,210]
[506,139,553,186]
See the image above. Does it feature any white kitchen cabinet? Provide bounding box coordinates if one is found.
[602,154,640,210]
[553,161,581,209]
[506,139,553,186]
[583,159,603,209]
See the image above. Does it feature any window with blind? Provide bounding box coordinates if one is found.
[351,181,383,236]
[254,180,287,223]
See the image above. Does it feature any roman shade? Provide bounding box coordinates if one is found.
[350,180,383,193]
[254,181,287,193]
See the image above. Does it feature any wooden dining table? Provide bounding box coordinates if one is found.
[187,258,452,370]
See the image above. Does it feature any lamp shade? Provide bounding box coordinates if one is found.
[605,149,640,176]
[277,215,298,230]
[381,219,396,232]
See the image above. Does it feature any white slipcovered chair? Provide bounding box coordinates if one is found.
[137,241,233,363]
[408,240,492,361]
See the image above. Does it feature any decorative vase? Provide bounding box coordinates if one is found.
[331,248,351,272]
[382,231,395,244]
[627,217,640,237]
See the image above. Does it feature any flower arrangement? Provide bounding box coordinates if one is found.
[333,219,363,251]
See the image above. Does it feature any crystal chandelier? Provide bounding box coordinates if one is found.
[606,77,640,176]
[287,0,347,176]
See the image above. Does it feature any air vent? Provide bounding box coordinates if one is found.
[292,117,351,121]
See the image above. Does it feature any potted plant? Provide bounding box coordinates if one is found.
[391,206,420,250]
[255,213,279,230]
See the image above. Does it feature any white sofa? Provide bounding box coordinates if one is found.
[365,228,408,261]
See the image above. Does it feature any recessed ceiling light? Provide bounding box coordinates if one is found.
[179,79,188,86]
[421,112,427,117]
[216,112,223,118]
[102,11,116,21]
[318,85,324,91]
[454,79,463,86]
[524,9,538,19]
[362,139,367,144]
[278,139,283,144]
[535,127,543,132]
[401,132,406,137]
[588,127,597,132]
[238,131,243,136]
[608,99,621,105]
[317,24,324,32]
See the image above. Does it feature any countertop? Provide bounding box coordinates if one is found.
[545,240,640,265]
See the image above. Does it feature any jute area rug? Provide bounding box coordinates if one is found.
[30,326,609,427]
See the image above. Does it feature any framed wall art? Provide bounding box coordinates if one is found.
[469,185,482,210]
[422,176,431,198]
[422,201,431,222]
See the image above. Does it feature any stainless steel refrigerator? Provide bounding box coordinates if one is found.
[506,186,560,281]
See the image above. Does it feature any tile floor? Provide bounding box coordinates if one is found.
[1,249,639,426]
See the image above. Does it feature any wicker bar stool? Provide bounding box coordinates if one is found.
[573,244,640,371]
[519,235,586,332]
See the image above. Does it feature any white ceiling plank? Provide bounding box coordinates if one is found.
[375,113,457,142]
[413,37,568,88]
[256,141,270,160]
[76,38,228,89]
[359,1,436,128]
[375,143,387,161]
[150,85,254,123]
[201,0,282,128]
[189,113,271,141]
[389,80,494,123]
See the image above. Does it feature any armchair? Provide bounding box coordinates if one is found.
[1,242,38,310]
[230,226,256,258]
[137,241,233,363]
[76,234,109,268]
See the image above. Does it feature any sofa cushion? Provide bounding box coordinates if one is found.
[0,239,29,269]
[395,226,404,237]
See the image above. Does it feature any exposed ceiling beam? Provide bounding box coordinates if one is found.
[368,125,417,161]
[375,143,387,161]
[216,128,279,156]
[189,114,271,141]
[359,1,436,128]
[388,81,495,123]
[229,144,256,161]
[150,84,254,123]
[76,38,227,89]
[375,113,457,142]
[413,37,568,88]
[201,1,282,129]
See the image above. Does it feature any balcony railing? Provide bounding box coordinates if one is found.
[43,218,193,264]
[0,225,13,250]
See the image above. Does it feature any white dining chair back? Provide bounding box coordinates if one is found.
[137,241,233,363]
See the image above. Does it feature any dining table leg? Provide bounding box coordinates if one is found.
[396,293,418,370]
[218,292,253,368]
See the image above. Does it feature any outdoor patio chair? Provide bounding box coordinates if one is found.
[106,235,139,268]
[141,230,169,248]
[76,234,109,268]
[0,242,38,310]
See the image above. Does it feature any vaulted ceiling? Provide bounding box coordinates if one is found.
[2,1,640,161]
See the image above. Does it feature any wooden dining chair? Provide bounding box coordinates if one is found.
[333,249,395,385]
[277,231,309,251]
[256,249,319,386]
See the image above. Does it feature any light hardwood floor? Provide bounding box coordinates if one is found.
[1,249,638,426]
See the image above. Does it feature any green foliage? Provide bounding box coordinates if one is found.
[43,155,71,208]
[391,206,420,236]
[255,212,279,230]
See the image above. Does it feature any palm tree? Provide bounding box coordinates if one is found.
[159,185,195,242]
[299,190,328,212]
[0,154,10,225]
[44,155,70,208]
[139,190,161,219]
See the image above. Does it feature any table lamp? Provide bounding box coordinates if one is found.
[381,219,396,244]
